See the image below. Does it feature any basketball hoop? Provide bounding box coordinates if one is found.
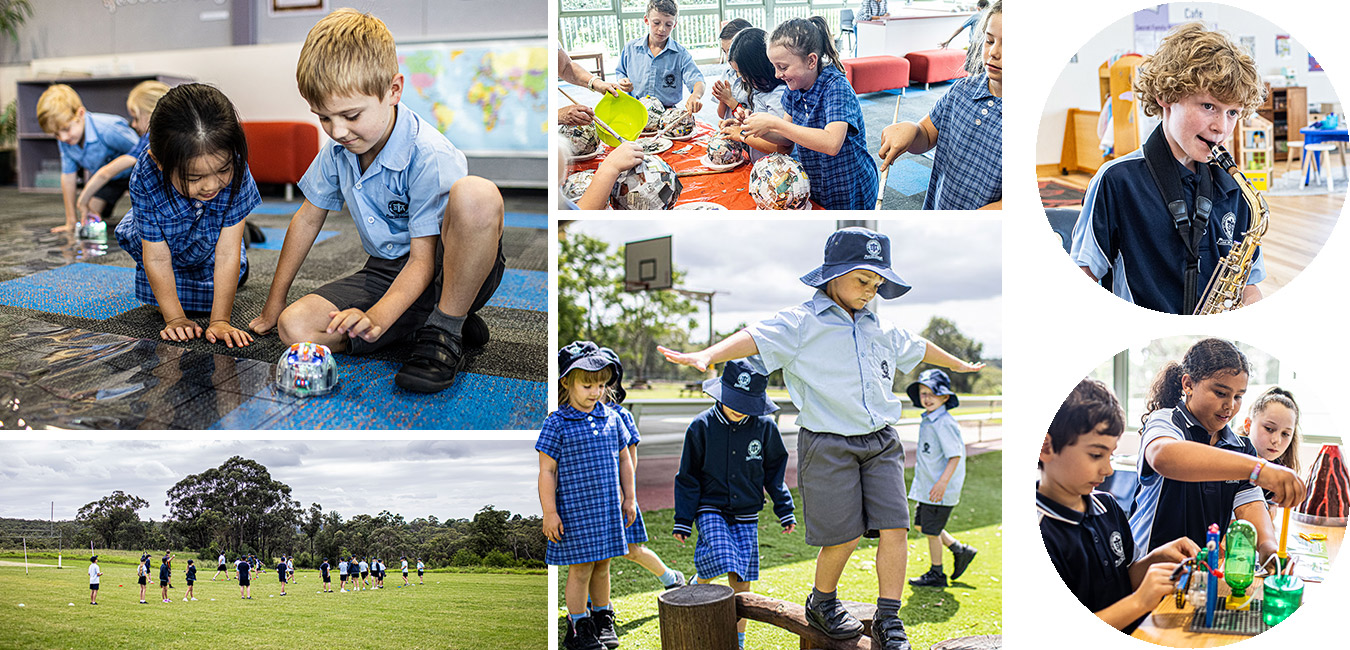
[624,235,673,292]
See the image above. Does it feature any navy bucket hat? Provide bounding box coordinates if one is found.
[702,359,778,416]
[907,368,959,409]
[558,340,627,403]
[799,227,911,300]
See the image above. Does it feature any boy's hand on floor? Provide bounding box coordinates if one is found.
[206,321,254,348]
[327,308,384,342]
[248,306,282,335]
[161,317,202,342]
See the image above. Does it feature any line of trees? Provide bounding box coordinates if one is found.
[1,456,546,570]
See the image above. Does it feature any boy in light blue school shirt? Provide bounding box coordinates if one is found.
[58,112,139,182]
[905,369,977,589]
[661,227,983,650]
[616,0,705,112]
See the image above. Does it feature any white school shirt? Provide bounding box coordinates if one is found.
[89,563,100,584]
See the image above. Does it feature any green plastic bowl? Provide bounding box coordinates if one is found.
[594,93,647,146]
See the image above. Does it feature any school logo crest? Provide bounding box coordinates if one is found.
[864,238,883,261]
[746,439,762,461]
[388,200,409,217]
[663,73,676,89]
[734,372,752,390]
[1110,531,1125,566]
[923,441,931,454]
[1218,212,1236,247]
[880,360,891,380]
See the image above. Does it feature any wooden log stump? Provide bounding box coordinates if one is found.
[735,592,877,650]
[930,635,1001,650]
[658,584,738,650]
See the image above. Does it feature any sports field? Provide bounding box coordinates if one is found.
[0,555,545,649]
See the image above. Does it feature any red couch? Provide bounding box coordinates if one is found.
[242,121,320,201]
[841,56,910,95]
[905,49,970,89]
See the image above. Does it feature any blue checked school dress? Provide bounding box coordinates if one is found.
[537,402,633,565]
[694,512,760,582]
[781,64,878,210]
[923,72,1002,210]
[115,151,259,312]
[615,404,649,545]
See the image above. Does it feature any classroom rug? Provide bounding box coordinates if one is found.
[1039,179,1086,207]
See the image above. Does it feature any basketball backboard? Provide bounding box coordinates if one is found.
[624,235,672,292]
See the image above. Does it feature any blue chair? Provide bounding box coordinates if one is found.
[840,10,856,57]
[1046,208,1079,253]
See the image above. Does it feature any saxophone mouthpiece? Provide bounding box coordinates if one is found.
[1209,144,1238,173]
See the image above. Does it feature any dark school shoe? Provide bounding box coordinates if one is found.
[665,569,686,590]
[804,593,863,640]
[908,568,948,588]
[563,617,606,650]
[395,326,468,394]
[591,608,619,649]
[463,312,490,349]
[871,614,912,650]
[951,543,978,580]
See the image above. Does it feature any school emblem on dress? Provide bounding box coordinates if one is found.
[1218,212,1236,247]
[880,360,891,380]
[864,238,883,261]
[746,439,762,461]
[734,372,752,390]
[1110,531,1125,566]
[388,200,409,217]
[663,73,676,89]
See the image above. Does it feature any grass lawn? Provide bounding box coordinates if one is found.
[0,563,545,649]
[559,451,1003,648]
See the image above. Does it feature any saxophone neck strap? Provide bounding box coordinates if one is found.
[1142,124,1215,313]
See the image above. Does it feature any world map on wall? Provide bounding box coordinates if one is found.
[399,42,548,154]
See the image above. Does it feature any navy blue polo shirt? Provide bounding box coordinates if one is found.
[1128,403,1264,560]
[1069,133,1266,314]
[1038,489,1140,633]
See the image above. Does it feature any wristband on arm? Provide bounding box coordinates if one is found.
[1249,459,1267,484]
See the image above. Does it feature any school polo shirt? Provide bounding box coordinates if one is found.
[745,290,926,435]
[923,73,1002,210]
[910,405,966,506]
[1038,490,1140,633]
[59,112,138,178]
[1069,133,1266,314]
[1128,403,1264,560]
[616,36,704,108]
[298,102,467,260]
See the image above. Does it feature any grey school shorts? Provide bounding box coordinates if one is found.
[312,236,505,355]
[797,425,910,547]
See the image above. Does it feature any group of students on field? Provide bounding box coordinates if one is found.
[35,7,505,394]
[541,227,986,650]
[559,0,1003,211]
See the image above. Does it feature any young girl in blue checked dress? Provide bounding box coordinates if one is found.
[735,16,879,209]
[717,27,790,163]
[114,83,259,347]
[539,341,637,650]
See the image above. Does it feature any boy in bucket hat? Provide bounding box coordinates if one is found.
[661,227,982,650]
[673,359,796,650]
[906,369,978,588]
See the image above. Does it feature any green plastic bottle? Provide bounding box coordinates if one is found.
[1224,519,1257,599]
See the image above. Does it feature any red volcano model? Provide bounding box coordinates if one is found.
[1297,444,1350,526]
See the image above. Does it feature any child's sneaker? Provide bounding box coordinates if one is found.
[140,600,147,604]
[563,616,606,650]
[804,594,863,639]
[665,569,686,590]
[951,543,978,579]
[191,597,198,601]
[395,327,469,393]
[908,568,948,588]
[183,597,188,602]
[591,609,619,649]
[870,614,911,650]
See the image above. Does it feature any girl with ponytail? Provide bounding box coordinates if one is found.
[1129,338,1305,564]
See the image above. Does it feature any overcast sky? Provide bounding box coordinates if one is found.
[568,219,1003,356]
[0,440,540,522]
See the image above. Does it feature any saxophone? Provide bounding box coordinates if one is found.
[1192,144,1270,314]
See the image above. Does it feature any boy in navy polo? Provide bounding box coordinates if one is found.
[616,0,705,114]
[662,227,983,650]
[674,360,795,650]
[1039,378,1200,633]
[237,556,252,599]
[1069,22,1267,314]
[321,557,332,592]
[905,370,978,588]
[251,9,506,393]
[159,556,171,603]
[184,559,197,601]
[277,558,289,596]
[878,1,1002,210]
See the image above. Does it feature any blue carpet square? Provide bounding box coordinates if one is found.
[251,227,340,250]
[211,357,545,430]
[885,158,933,196]
[0,263,140,319]
[485,269,546,312]
[249,202,303,215]
[505,212,546,230]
